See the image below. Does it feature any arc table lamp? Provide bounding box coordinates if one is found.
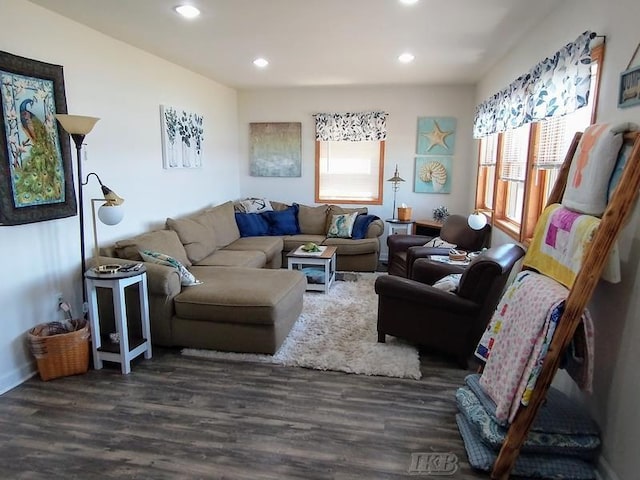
[386,164,405,221]
[86,173,125,274]
[468,210,489,230]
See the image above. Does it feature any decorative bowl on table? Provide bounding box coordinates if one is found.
[448,249,468,261]
[301,242,321,253]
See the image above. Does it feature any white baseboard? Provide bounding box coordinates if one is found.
[596,456,621,480]
[0,361,37,395]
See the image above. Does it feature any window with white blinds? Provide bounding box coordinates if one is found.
[479,133,498,166]
[534,74,595,170]
[499,125,530,182]
[316,140,384,204]
[476,133,499,211]
[534,63,597,203]
[474,43,603,243]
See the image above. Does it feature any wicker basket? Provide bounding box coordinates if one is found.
[27,319,90,381]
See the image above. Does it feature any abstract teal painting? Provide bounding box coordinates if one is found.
[249,122,302,177]
[416,117,457,155]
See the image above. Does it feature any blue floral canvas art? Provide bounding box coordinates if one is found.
[160,105,204,169]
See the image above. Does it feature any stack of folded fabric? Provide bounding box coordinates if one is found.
[456,374,600,479]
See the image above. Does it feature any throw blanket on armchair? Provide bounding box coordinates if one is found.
[476,270,594,423]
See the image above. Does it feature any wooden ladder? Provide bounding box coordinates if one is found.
[491,130,640,479]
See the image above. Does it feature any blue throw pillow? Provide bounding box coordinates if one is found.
[234,212,270,237]
[265,205,300,235]
[351,214,379,239]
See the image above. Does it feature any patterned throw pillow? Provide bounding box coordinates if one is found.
[423,236,457,248]
[326,212,358,238]
[237,198,273,214]
[140,250,202,286]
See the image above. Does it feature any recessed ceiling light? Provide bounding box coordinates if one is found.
[399,0,419,5]
[398,53,415,63]
[253,58,269,68]
[174,5,201,19]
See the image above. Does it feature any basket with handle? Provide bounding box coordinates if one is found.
[27,318,90,381]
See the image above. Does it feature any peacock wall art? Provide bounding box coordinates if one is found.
[1,71,66,208]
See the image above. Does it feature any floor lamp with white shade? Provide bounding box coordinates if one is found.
[55,114,100,309]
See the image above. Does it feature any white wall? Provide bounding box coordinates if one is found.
[0,0,240,393]
[237,85,476,257]
[477,1,640,478]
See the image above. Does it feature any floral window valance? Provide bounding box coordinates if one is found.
[473,31,596,139]
[314,111,387,141]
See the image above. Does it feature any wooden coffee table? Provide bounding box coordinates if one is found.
[286,245,337,294]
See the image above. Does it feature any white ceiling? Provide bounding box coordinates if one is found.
[29,0,560,89]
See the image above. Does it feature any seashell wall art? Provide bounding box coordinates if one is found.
[414,116,456,194]
[414,156,452,193]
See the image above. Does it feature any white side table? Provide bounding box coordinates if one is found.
[85,267,152,374]
[287,245,337,294]
[385,218,415,236]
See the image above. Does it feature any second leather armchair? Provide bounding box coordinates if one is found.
[386,214,491,277]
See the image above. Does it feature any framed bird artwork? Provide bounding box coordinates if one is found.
[0,50,76,225]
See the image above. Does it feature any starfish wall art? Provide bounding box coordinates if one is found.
[414,117,456,194]
[416,117,456,155]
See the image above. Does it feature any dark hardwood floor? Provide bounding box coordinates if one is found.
[0,348,489,479]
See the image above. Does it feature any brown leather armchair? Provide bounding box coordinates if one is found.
[386,214,491,277]
[375,243,525,367]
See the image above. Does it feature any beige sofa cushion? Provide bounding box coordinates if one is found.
[282,234,327,254]
[203,201,240,248]
[176,267,305,326]
[269,201,290,211]
[196,249,266,268]
[166,215,218,264]
[322,236,380,255]
[224,236,283,264]
[114,229,191,267]
[296,203,329,235]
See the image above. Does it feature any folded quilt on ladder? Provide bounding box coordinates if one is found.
[475,270,594,423]
[523,203,621,287]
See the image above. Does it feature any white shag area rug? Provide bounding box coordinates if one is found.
[182,272,421,379]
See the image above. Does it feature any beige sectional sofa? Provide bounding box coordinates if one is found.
[100,200,383,353]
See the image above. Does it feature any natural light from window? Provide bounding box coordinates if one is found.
[316,141,383,203]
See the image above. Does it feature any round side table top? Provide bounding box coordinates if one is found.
[84,264,146,280]
[385,218,414,224]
